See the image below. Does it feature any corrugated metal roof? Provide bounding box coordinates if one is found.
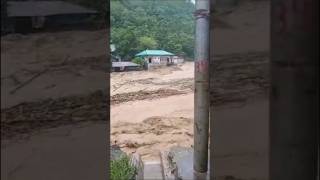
[135,50,174,57]
[112,62,140,68]
[7,1,97,17]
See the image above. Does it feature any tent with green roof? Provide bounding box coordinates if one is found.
[135,50,175,57]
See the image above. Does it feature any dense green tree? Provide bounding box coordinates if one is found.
[138,36,158,50]
[132,57,145,66]
[111,0,195,60]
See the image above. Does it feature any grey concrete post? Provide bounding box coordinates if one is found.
[193,0,210,173]
[270,0,319,179]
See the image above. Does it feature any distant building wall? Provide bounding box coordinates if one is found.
[173,56,184,64]
[143,55,184,69]
[144,56,171,67]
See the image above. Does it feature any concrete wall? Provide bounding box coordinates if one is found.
[209,0,319,179]
[208,0,270,179]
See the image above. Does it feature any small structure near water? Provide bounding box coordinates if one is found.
[135,50,184,69]
[112,61,141,72]
[111,49,184,72]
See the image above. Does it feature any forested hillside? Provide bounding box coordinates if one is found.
[111,0,195,59]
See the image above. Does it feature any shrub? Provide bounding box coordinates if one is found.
[111,155,136,180]
[132,57,145,66]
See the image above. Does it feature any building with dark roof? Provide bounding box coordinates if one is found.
[3,1,98,34]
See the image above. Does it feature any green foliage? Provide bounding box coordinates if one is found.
[138,36,158,50]
[111,155,136,180]
[132,57,145,66]
[111,0,195,59]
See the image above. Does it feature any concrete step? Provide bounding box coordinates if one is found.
[160,147,210,180]
[143,161,164,180]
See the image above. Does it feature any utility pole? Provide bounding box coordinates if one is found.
[270,0,319,179]
[194,0,210,173]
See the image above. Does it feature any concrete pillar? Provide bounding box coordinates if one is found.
[194,0,211,173]
[270,0,319,179]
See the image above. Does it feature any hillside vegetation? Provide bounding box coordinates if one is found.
[110,0,195,59]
